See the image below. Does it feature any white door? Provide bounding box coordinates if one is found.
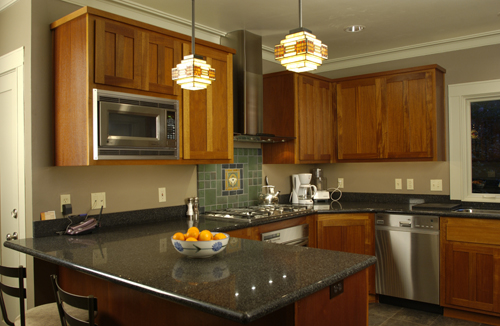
[0,48,26,324]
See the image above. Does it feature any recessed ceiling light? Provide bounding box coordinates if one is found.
[344,25,365,33]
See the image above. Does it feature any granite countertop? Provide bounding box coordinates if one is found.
[312,200,500,220]
[5,220,376,324]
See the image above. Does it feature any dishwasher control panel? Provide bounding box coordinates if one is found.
[375,214,439,230]
[414,216,439,229]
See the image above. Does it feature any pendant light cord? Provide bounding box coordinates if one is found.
[192,0,195,55]
[298,0,302,29]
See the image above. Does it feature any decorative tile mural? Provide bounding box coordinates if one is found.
[197,148,262,212]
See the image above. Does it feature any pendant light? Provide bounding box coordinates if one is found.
[275,0,328,72]
[172,0,215,90]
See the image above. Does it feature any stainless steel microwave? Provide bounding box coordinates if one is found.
[92,89,179,160]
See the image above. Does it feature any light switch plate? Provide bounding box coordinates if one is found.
[159,187,166,202]
[395,178,402,190]
[407,179,414,190]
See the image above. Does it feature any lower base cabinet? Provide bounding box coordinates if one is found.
[58,265,368,326]
[317,213,376,295]
[441,217,500,324]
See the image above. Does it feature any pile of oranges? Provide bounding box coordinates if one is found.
[172,227,226,242]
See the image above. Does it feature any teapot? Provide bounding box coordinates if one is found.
[258,185,280,205]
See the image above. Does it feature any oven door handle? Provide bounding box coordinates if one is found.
[281,237,309,246]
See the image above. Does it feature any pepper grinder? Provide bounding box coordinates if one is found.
[193,197,199,221]
[186,197,194,218]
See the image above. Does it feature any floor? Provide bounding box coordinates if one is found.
[369,303,494,326]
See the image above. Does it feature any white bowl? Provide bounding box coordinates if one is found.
[171,232,229,258]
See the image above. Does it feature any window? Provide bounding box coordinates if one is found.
[449,79,500,202]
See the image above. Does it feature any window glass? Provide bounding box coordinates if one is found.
[471,100,500,194]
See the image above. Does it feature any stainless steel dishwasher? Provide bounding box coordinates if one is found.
[375,213,440,305]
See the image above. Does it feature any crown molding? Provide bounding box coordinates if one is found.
[316,30,500,72]
[60,0,223,43]
[264,30,500,72]
[0,0,17,12]
[63,0,500,72]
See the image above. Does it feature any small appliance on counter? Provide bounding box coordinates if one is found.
[291,173,317,205]
[311,168,330,201]
[258,176,280,205]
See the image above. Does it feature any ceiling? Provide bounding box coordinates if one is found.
[130,0,499,59]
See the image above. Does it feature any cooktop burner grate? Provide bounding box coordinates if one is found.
[202,204,314,222]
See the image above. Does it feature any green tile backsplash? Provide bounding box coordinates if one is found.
[197,148,262,212]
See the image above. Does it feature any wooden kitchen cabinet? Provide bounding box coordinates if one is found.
[262,72,334,164]
[181,43,233,160]
[51,7,234,166]
[317,213,376,295]
[94,18,182,96]
[335,65,446,162]
[336,77,381,160]
[440,217,500,322]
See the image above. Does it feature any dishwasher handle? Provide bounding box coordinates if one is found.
[399,221,412,227]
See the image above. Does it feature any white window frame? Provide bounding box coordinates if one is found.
[449,79,500,202]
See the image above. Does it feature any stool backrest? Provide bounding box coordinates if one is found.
[0,265,27,326]
[50,275,97,326]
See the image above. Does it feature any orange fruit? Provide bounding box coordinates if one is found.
[213,233,226,240]
[186,227,200,239]
[172,232,185,241]
[186,237,198,241]
[198,230,213,241]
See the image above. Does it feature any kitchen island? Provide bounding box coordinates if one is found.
[5,219,376,325]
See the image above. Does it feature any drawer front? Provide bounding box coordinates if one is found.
[445,218,500,246]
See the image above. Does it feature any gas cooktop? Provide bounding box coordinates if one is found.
[202,204,314,222]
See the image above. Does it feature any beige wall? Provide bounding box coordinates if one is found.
[3,0,500,225]
[0,0,198,221]
[263,44,500,196]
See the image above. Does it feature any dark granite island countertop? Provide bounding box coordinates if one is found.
[5,221,376,325]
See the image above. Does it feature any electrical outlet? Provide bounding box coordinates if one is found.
[158,187,166,203]
[430,179,443,191]
[337,178,344,189]
[395,178,402,190]
[91,192,106,209]
[407,179,414,190]
[60,194,71,212]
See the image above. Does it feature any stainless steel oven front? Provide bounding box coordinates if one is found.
[261,224,309,247]
[93,89,178,160]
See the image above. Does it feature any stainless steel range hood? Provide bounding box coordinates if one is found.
[221,30,295,143]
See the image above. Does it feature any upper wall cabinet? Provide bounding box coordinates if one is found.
[181,43,233,161]
[51,7,234,166]
[94,18,181,95]
[335,65,446,162]
[262,72,334,164]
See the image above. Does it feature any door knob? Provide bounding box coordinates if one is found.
[6,232,18,241]
[11,209,18,219]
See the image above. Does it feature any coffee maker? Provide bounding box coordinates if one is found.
[291,173,317,205]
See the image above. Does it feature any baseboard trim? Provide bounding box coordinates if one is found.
[444,307,500,325]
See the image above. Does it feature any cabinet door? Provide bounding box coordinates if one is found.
[95,19,145,90]
[145,32,181,95]
[297,76,333,163]
[337,78,382,160]
[444,242,500,313]
[384,71,434,159]
[317,214,376,294]
[182,43,233,160]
